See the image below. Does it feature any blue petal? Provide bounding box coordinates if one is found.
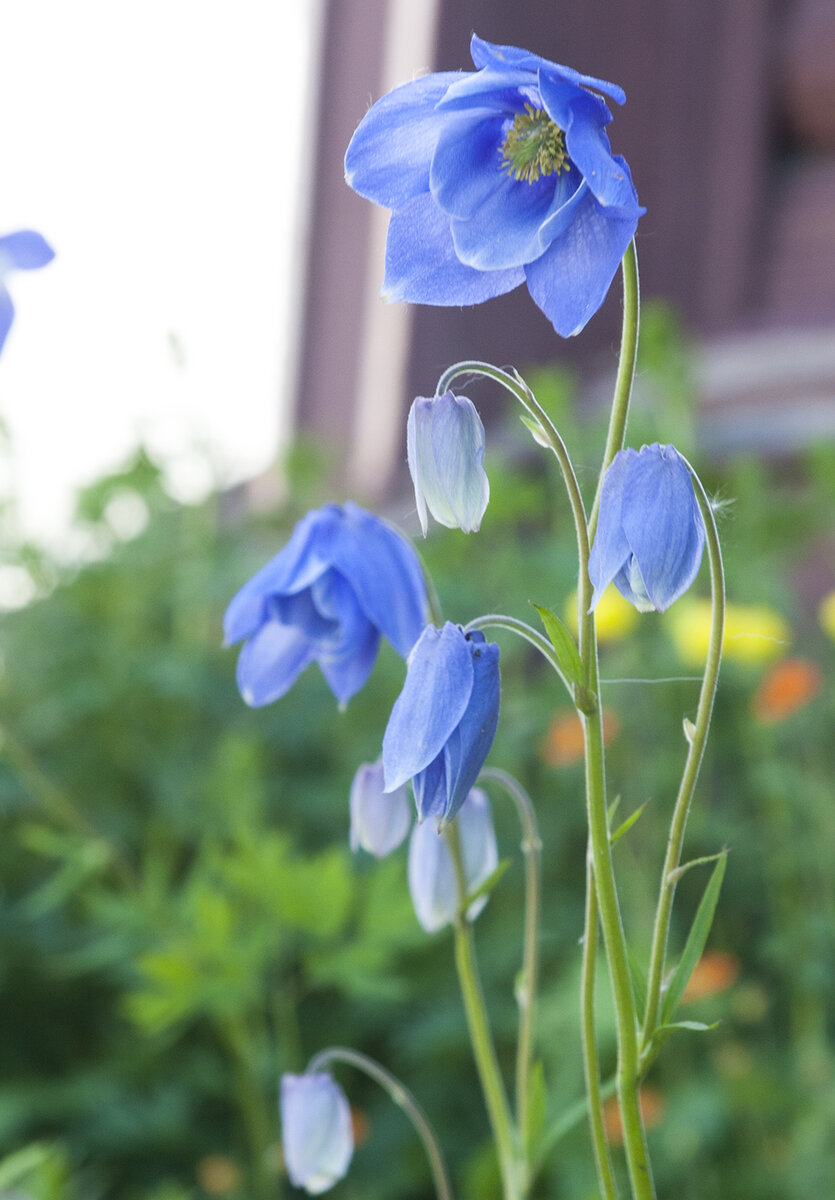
[281,1073,354,1195]
[383,193,525,306]
[236,622,314,707]
[383,623,473,792]
[588,448,637,609]
[440,635,500,825]
[345,72,465,209]
[313,571,381,703]
[408,814,458,932]
[429,112,507,220]
[0,288,14,356]
[539,73,640,211]
[436,67,534,114]
[523,187,638,335]
[412,753,448,823]
[223,507,343,645]
[331,502,427,656]
[469,34,627,105]
[350,762,412,857]
[271,585,338,641]
[621,445,706,611]
[456,787,499,916]
[0,231,55,271]
[449,167,576,271]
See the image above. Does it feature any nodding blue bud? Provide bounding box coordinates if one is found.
[407,392,490,536]
[280,1072,354,1195]
[408,787,498,932]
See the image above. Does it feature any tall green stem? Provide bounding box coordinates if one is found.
[446,823,523,1200]
[307,1047,454,1200]
[479,768,542,1159]
[581,852,619,1199]
[579,244,655,1199]
[640,473,725,1050]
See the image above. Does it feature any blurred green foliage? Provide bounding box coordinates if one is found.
[1,311,834,1199]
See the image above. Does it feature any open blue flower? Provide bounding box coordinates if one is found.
[224,502,427,706]
[588,444,706,613]
[408,786,498,933]
[0,231,55,355]
[407,391,489,535]
[345,34,643,337]
[281,1072,354,1195]
[382,622,500,826]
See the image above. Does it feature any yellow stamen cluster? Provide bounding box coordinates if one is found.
[500,104,569,184]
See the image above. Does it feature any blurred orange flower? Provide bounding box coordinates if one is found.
[351,1105,371,1147]
[751,657,823,724]
[539,708,620,766]
[196,1155,242,1195]
[682,950,740,1003]
[602,1087,665,1144]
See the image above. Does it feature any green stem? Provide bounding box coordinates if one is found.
[589,239,640,539]
[217,1017,276,1200]
[307,1047,454,1200]
[464,612,574,699]
[479,768,542,1160]
[640,472,725,1051]
[581,851,619,1199]
[446,822,523,1200]
[579,244,654,1199]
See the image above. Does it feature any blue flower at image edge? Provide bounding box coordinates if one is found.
[345,34,644,337]
[588,443,706,613]
[281,1073,354,1195]
[0,231,55,355]
[383,622,500,827]
[224,502,428,706]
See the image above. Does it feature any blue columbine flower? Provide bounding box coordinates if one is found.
[407,391,490,535]
[224,502,428,706]
[382,622,500,826]
[345,34,643,337]
[408,786,498,933]
[0,231,55,355]
[588,443,706,613]
[349,761,412,857]
[281,1072,354,1195]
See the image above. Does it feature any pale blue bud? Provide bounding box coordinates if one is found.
[407,392,490,535]
[349,761,411,857]
[281,1072,354,1194]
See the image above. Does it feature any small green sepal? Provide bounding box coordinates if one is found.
[530,602,584,687]
[610,800,650,847]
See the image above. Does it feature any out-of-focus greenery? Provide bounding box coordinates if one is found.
[1,309,834,1200]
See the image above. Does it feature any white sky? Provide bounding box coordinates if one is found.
[0,0,320,550]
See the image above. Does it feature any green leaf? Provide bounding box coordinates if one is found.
[610,801,649,847]
[660,850,728,1027]
[466,858,512,908]
[650,1019,719,1055]
[530,603,584,687]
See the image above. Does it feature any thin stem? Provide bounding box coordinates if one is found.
[218,1017,276,1200]
[446,822,523,1200]
[578,245,654,1199]
[479,768,542,1160]
[308,1047,454,1200]
[640,473,725,1051]
[589,240,640,539]
[464,612,574,698]
[581,851,619,1200]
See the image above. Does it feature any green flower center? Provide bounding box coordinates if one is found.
[500,104,569,184]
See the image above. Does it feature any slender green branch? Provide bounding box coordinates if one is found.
[589,240,640,540]
[446,822,523,1200]
[464,613,574,699]
[479,768,542,1160]
[308,1047,454,1200]
[640,472,725,1051]
[581,851,619,1200]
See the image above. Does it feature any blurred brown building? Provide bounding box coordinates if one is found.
[289,0,835,494]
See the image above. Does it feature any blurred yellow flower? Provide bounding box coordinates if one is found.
[563,585,639,642]
[668,598,788,666]
[818,590,835,640]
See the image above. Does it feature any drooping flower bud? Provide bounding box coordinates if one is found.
[407,392,490,536]
[349,761,411,857]
[280,1072,354,1195]
[408,787,498,932]
[588,443,706,613]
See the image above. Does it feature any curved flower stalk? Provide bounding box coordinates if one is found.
[224,502,427,706]
[383,622,500,827]
[589,443,706,612]
[345,34,644,336]
[408,391,490,535]
[280,1072,354,1195]
[0,230,55,354]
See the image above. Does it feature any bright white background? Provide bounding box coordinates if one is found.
[0,0,320,556]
